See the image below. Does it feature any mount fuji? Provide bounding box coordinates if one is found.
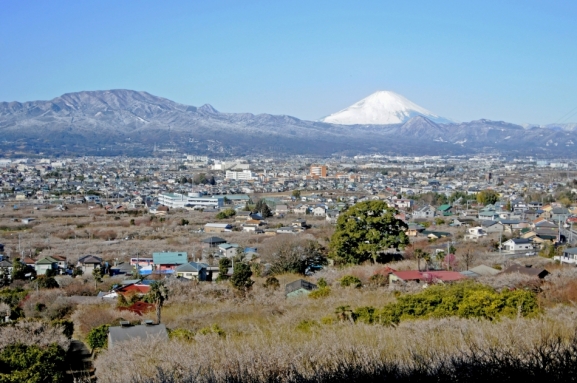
[321,91,453,125]
[0,89,576,157]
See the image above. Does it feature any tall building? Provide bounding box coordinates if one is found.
[310,165,327,178]
[225,170,256,180]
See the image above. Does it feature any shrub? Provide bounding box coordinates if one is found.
[376,282,539,325]
[0,288,27,319]
[369,274,388,287]
[0,320,70,351]
[72,304,142,339]
[0,343,68,383]
[216,209,236,219]
[87,324,109,350]
[36,275,59,289]
[263,276,280,290]
[309,287,331,299]
[168,328,195,342]
[198,324,225,337]
[317,277,327,288]
[353,306,377,324]
[22,291,76,321]
[340,275,362,288]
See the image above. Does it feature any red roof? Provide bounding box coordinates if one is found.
[392,270,465,282]
[117,284,150,295]
[392,271,422,281]
[22,257,36,265]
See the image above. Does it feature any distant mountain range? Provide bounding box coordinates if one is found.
[0,89,575,158]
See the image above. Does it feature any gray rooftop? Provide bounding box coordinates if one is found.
[108,323,168,349]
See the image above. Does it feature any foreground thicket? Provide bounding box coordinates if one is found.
[95,308,577,383]
[352,281,540,325]
[0,321,71,383]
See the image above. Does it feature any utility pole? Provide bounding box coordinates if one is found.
[499,224,502,256]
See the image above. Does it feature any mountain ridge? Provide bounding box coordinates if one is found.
[0,89,575,158]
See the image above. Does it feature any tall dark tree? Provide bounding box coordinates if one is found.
[253,199,272,217]
[329,200,408,264]
[230,263,254,292]
[217,258,232,281]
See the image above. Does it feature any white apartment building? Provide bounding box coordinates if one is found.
[226,170,256,181]
[186,155,209,162]
[158,193,224,209]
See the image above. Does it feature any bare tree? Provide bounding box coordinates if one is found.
[259,236,325,275]
[456,242,478,271]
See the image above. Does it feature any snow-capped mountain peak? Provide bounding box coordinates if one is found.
[321,90,452,125]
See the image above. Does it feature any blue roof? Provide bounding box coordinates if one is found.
[152,252,188,265]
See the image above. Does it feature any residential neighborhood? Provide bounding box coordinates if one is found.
[1,153,577,381]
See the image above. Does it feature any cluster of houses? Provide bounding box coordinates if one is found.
[0,235,253,283]
[200,210,312,235]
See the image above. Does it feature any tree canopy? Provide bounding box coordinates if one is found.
[261,236,326,275]
[476,189,499,206]
[230,263,254,292]
[253,199,272,217]
[329,200,409,264]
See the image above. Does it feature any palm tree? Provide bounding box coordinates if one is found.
[149,281,169,324]
[414,248,424,271]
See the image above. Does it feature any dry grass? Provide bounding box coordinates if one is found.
[94,310,577,383]
[71,302,151,339]
[161,275,396,334]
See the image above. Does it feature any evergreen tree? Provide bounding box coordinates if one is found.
[230,263,254,292]
[217,258,232,281]
[329,200,408,264]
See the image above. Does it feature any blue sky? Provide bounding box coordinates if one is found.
[1,1,576,124]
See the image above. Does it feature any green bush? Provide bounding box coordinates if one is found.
[0,288,28,318]
[216,208,236,219]
[168,328,195,342]
[87,324,109,350]
[351,282,540,326]
[0,343,67,383]
[309,287,331,299]
[263,276,280,290]
[353,306,377,324]
[317,277,328,288]
[36,275,59,289]
[340,275,362,288]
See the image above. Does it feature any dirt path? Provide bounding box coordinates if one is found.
[66,340,95,381]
